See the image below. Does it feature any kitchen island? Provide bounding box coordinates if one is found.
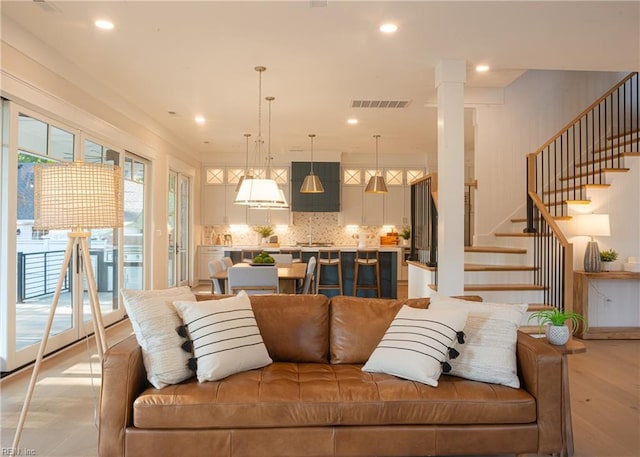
[208,245,401,298]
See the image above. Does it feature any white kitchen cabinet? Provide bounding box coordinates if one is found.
[383,186,410,227]
[341,186,364,225]
[363,191,384,225]
[201,183,227,225]
[197,245,225,282]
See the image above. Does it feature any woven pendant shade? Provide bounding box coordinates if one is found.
[33,161,124,230]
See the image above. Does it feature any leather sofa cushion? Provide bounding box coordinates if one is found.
[196,294,329,363]
[330,296,432,364]
[133,362,536,429]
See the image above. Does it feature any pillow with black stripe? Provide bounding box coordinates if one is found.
[362,305,468,387]
[173,291,272,382]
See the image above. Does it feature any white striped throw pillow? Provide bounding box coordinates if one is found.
[173,291,272,382]
[362,305,468,387]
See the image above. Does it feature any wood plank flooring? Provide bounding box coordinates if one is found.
[1,291,638,457]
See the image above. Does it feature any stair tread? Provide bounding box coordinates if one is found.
[560,168,629,181]
[465,263,536,271]
[511,216,572,223]
[543,183,610,195]
[465,246,527,254]
[463,283,546,291]
[428,283,546,291]
[495,232,545,237]
[546,199,590,207]
[593,137,638,153]
[575,152,639,168]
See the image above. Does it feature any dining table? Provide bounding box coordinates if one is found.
[212,262,307,294]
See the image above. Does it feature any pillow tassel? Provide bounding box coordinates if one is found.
[188,357,198,371]
[456,331,466,344]
[448,347,460,359]
[441,361,452,373]
[176,324,188,338]
[181,340,193,353]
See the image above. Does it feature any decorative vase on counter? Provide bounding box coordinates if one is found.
[546,324,570,346]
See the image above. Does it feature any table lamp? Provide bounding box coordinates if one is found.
[575,213,610,272]
[13,160,123,449]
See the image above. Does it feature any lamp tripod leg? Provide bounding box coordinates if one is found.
[12,236,76,450]
[79,237,108,357]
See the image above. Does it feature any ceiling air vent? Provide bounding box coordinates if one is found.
[351,100,411,108]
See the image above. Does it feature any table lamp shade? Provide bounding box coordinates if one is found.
[574,213,611,238]
[33,161,124,230]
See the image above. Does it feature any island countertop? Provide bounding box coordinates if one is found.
[200,245,403,253]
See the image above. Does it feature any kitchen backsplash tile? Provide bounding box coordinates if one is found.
[203,212,398,246]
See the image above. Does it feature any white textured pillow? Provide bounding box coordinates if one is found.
[173,291,272,383]
[121,286,196,389]
[362,305,468,387]
[429,295,528,388]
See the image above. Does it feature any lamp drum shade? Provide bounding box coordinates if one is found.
[33,161,124,230]
[574,213,611,237]
[235,178,287,208]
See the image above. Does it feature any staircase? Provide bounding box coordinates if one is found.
[418,72,639,325]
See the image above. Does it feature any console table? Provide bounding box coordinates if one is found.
[573,270,640,339]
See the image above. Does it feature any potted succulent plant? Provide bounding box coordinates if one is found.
[599,249,618,271]
[399,226,411,246]
[254,225,274,244]
[528,308,586,345]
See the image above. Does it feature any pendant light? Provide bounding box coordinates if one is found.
[235,133,252,193]
[300,134,325,193]
[235,66,286,207]
[365,134,388,194]
[250,96,288,209]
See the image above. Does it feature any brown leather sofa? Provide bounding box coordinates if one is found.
[99,294,563,457]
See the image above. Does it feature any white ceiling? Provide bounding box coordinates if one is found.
[1,1,638,166]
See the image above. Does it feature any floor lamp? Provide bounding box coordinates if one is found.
[12,161,123,449]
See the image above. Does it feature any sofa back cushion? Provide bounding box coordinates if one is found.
[329,296,432,364]
[196,293,330,363]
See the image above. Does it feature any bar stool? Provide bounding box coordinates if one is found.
[316,249,343,295]
[353,249,381,297]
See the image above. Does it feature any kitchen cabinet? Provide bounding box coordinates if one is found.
[291,162,340,212]
[341,186,384,226]
[383,186,410,226]
[201,184,248,225]
[197,246,225,282]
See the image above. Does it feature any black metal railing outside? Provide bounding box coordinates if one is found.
[17,250,71,303]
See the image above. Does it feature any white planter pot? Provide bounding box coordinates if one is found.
[600,261,617,271]
[546,324,570,345]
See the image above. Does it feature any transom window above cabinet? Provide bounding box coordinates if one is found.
[342,167,424,186]
[343,169,362,185]
[204,166,288,185]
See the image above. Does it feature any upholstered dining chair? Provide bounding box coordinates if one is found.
[270,253,293,266]
[207,259,225,294]
[227,266,279,295]
[297,256,316,294]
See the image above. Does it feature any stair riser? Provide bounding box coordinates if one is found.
[471,290,545,305]
[464,270,534,284]
[464,251,532,265]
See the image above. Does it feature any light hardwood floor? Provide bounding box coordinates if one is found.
[1,292,638,457]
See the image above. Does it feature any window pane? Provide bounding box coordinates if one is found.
[124,158,145,290]
[49,126,74,162]
[16,152,73,350]
[84,140,103,163]
[18,114,47,155]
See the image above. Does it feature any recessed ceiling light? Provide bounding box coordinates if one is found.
[347,118,359,125]
[194,115,206,125]
[95,19,114,30]
[475,64,490,73]
[379,23,398,34]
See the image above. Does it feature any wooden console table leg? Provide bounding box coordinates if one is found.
[561,352,573,457]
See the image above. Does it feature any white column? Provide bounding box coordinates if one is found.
[435,60,466,296]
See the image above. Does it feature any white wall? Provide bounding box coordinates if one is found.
[1,41,200,289]
[473,70,627,241]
